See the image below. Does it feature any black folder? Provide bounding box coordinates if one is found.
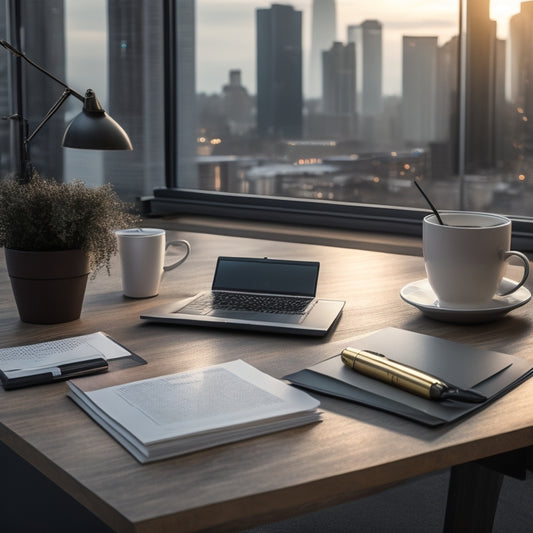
[285,328,533,426]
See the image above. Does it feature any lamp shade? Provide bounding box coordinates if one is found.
[62,89,133,150]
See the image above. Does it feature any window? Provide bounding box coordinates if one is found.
[160,0,533,245]
[1,0,165,202]
[2,1,533,248]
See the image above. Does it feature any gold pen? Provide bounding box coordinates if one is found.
[341,348,486,403]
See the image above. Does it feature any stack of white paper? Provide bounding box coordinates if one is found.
[67,359,321,463]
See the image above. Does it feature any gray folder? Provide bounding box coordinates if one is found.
[285,327,533,426]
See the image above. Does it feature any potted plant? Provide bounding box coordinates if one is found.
[0,174,139,323]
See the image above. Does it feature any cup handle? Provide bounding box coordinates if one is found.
[163,240,191,272]
[499,250,530,296]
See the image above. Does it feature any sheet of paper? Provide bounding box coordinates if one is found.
[115,366,286,426]
[75,359,320,445]
[0,332,131,372]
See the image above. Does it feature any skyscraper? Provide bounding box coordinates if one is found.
[322,42,355,115]
[510,2,533,165]
[347,20,383,117]
[402,36,438,146]
[0,0,10,172]
[256,4,302,139]
[18,1,65,180]
[309,0,336,99]
[320,41,356,139]
[175,0,197,189]
[510,2,533,116]
[106,0,196,199]
[222,70,254,136]
[106,0,164,200]
[435,36,458,143]
[465,0,498,171]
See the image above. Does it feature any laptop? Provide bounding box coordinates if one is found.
[141,256,345,336]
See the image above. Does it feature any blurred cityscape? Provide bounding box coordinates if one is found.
[195,0,533,215]
[2,1,533,216]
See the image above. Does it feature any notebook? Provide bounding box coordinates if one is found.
[285,327,533,426]
[141,256,345,336]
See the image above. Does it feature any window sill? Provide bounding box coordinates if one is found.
[147,214,424,257]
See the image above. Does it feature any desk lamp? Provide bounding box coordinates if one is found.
[1,39,132,183]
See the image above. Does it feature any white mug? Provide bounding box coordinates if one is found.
[116,228,191,298]
[423,211,529,307]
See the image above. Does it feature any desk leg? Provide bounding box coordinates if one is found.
[443,462,503,533]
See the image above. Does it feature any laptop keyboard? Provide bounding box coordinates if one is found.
[182,292,314,315]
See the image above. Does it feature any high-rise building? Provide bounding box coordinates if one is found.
[222,70,254,136]
[106,0,196,199]
[509,2,533,168]
[465,0,498,172]
[322,42,355,115]
[432,35,459,179]
[493,37,507,166]
[510,2,533,106]
[106,1,162,199]
[0,0,10,173]
[402,36,438,146]
[256,4,302,139]
[175,0,197,189]
[309,0,336,99]
[435,36,458,143]
[319,41,356,139]
[347,20,382,117]
[18,1,65,180]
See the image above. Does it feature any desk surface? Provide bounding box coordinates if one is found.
[1,230,533,532]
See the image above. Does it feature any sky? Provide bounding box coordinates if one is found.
[64,0,526,100]
[196,0,525,96]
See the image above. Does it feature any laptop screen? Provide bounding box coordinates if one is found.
[212,257,319,297]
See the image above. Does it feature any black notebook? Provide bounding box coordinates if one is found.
[285,327,533,426]
[0,332,146,390]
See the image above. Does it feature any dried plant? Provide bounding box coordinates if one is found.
[0,175,140,275]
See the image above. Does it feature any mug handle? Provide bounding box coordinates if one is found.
[499,250,530,296]
[163,240,191,272]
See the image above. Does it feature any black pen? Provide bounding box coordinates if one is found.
[341,348,487,403]
[1,357,108,390]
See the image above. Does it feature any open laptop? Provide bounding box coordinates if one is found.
[141,256,345,336]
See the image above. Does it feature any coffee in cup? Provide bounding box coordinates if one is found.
[423,211,529,307]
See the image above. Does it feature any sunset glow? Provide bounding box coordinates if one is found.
[491,0,523,37]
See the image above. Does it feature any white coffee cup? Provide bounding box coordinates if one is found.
[116,228,191,298]
[423,211,529,307]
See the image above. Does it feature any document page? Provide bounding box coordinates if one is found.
[0,332,131,372]
[116,367,286,426]
[71,359,321,445]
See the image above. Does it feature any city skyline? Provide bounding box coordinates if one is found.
[195,0,522,96]
[3,0,533,217]
[64,1,523,100]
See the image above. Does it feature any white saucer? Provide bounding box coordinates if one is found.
[400,278,531,323]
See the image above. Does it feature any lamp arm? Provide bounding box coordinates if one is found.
[1,38,131,175]
[0,39,85,102]
[25,88,73,144]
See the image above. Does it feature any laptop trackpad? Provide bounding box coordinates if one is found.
[208,310,303,323]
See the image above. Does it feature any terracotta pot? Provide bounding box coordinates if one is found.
[5,248,91,324]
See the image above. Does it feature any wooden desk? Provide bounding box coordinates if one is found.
[1,230,532,532]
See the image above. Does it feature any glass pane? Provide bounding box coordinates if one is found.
[3,1,533,220]
[194,0,459,210]
[485,0,533,216]
[191,0,533,218]
[0,0,164,203]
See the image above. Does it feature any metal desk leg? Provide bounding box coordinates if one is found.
[444,462,504,533]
